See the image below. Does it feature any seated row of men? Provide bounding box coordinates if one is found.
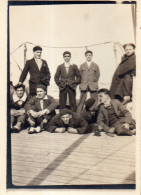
[10,83,136,136]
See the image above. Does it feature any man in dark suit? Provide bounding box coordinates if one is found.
[97,88,136,136]
[77,50,100,113]
[48,108,88,134]
[19,46,50,97]
[54,51,81,112]
[25,84,57,134]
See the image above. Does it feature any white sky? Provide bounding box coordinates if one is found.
[9,4,135,98]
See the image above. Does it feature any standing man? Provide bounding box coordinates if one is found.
[77,50,100,113]
[25,84,58,134]
[54,51,81,112]
[19,46,51,97]
[110,43,136,104]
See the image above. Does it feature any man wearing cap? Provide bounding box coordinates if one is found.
[54,51,81,112]
[48,108,88,134]
[19,46,50,97]
[25,84,57,134]
[110,43,136,104]
[77,50,100,113]
[10,83,28,133]
[97,88,136,136]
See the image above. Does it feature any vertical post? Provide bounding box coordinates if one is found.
[131,4,136,44]
[113,43,118,68]
[24,43,27,66]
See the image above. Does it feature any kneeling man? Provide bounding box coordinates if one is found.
[10,83,28,133]
[48,108,88,134]
[25,84,57,134]
[97,88,136,136]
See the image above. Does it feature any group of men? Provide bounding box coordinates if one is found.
[10,43,136,136]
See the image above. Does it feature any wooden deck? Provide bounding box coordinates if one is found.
[11,129,135,186]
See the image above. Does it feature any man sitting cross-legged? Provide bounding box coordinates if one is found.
[25,84,58,134]
[48,108,88,134]
[10,83,28,133]
[97,88,136,136]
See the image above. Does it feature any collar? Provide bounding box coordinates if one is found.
[37,95,48,100]
[13,92,27,103]
[64,62,72,66]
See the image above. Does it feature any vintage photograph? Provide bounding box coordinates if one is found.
[8,1,136,188]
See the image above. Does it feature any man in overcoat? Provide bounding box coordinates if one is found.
[25,84,57,134]
[48,108,88,134]
[97,88,136,136]
[77,50,100,113]
[10,83,28,133]
[110,43,136,104]
[54,51,81,111]
[19,46,51,97]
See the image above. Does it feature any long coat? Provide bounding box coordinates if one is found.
[19,58,51,95]
[48,112,88,134]
[110,53,136,99]
[79,62,100,91]
[97,99,132,132]
[54,63,81,91]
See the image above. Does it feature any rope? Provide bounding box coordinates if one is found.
[10,41,123,55]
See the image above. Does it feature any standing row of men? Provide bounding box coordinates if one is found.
[10,43,136,136]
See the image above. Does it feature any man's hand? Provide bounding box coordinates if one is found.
[108,127,115,133]
[55,128,66,133]
[37,109,50,117]
[27,110,38,118]
[67,127,78,134]
[122,123,130,129]
[16,109,26,116]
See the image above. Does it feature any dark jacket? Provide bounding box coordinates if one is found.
[54,63,81,91]
[25,95,57,121]
[97,99,132,132]
[110,53,136,99]
[19,58,51,95]
[79,62,100,91]
[48,112,88,134]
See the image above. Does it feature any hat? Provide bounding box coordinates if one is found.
[36,84,47,92]
[85,98,95,109]
[33,46,42,52]
[60,108,72,116]
[123,43,135,49]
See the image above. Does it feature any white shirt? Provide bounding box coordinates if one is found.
[86,61,92,68]
[40,95,48,110]
[35,58,42,70]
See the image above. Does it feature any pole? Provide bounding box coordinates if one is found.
[131,4,136,44]
[24,43,27,65]
[113,43,118,68]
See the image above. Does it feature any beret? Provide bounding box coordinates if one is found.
[33,46,42,52]
[85,98,95,109]
[60,108,72,116]
[36,84,47,92]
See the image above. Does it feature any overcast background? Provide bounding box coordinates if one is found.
[9,4,135,99]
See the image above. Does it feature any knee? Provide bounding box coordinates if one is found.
[28,117,35,127]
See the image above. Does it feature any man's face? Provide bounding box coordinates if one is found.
[63,54,71,63]
[34,50,42,59]
[98,92,109,104]
[124,45,135,57]
[85,53,93,61]
[61,114,72,124]
[36,88,46,99]
[16,87,24,98]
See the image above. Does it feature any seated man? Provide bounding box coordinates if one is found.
[97,88,136,136]
[80,98,100,136]
[25,84,58,134]
[10,83,28,133]
[48,108,88,134]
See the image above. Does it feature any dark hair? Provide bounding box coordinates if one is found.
[14,83,25,91]
[98,88,110,95]
[63,51,71,57]
[123,43,136,49]
[60,108,72,116]
[33,46,42,52]
[36,84,47,92]
[85,50,93,56]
